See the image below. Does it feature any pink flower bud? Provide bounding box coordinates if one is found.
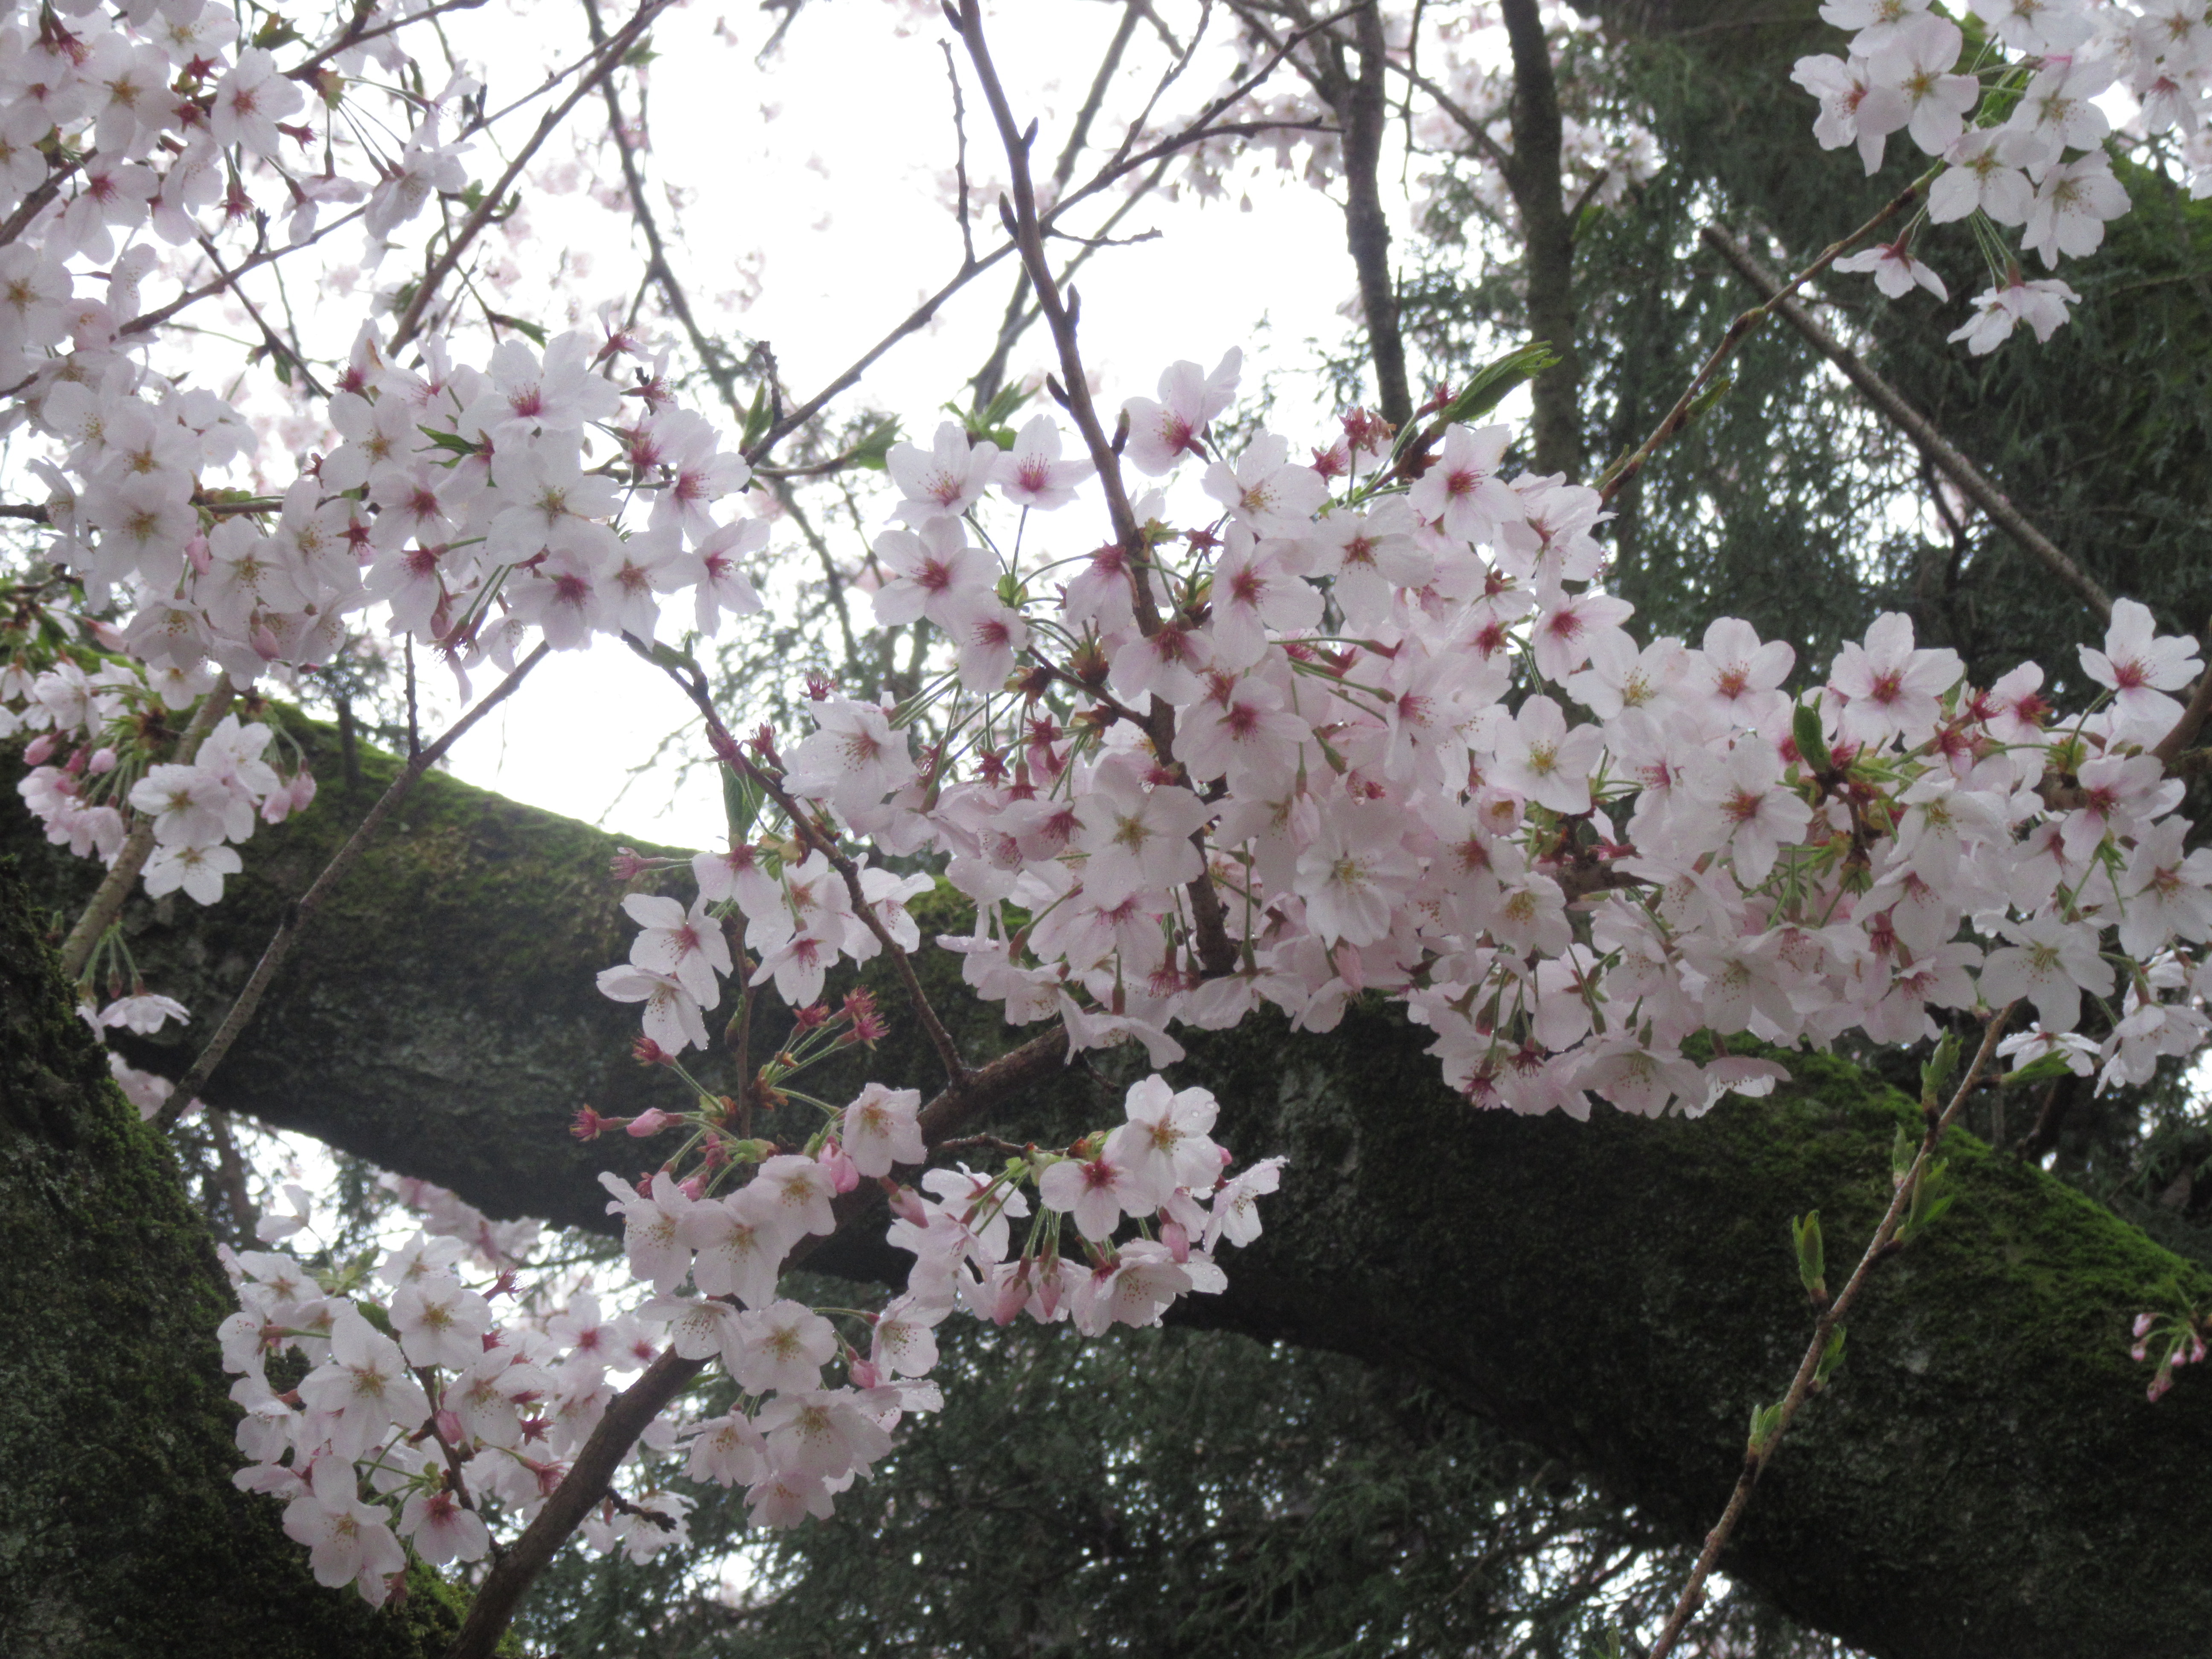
[2133,1312,2157,1339]
[819,1142,859,1193]
[1161,1219,1191,1263]
[847,1355,881,1389]
[87,746,116,774]
[435,1409,465,1444]
[678,1173,707,1200]
[627,1108,676,1137]
[22,732,58,765]
[608,847,649,880]
[184,533,211,576]
[571,1107,622,1141]
[885,1183,928,1225]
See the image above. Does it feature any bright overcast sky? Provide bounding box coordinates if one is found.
[409,0,1423,850]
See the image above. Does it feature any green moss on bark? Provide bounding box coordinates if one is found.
[0,857,467,1658]
[13,731,2212,1656]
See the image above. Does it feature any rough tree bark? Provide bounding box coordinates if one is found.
[0,857,476,1658]
[11,718,2212,1656]
[1499,0,1583,479]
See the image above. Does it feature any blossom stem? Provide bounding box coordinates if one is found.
[153,647,550,1129]
[58,682,236,984]
[1644,1001,2019,1659]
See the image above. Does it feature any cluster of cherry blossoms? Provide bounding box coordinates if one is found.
[592,350,2212,1131]
[219,1066,1277,1604]
[10,647,307,881]
[1795,0,2211,350]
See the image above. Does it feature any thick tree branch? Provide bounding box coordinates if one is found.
[1499,0,1580,476]
[16,739,2212,1659]
[154,646,548,1127]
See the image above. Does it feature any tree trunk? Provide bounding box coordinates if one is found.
[11,725,2212,1657]
[0,856,473,1657]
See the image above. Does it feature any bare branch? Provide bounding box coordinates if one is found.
[1596,174,1933,506]
[389,0,675,353]
[1703,225,2113,627]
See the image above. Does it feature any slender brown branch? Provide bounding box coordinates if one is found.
[0,157,81,249]
[1645,1002,2018,1659]
[955,0,1142,564]
[942,41,978,269]
[153,647,550,1128]
[751,12,1336,466]
[643,643,970,1084]
[580,0,748,414]
[1703,225,2113,627]
[194,235,330,398]
[955,0,1240,981]
[440,1022,1069,1659]
[288,0,491,80]
[744,244,1013,464]
[1324,3,1412,425]
[388,0,674,352]
[1596,175,1933,506]
[125,204,373,338]
[58,683,236,983]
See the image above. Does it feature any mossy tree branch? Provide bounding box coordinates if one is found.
[11,729,2212,1656]
[0,857,474,1659]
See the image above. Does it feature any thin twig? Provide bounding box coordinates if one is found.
[581,0,748,413]
[154,647,550,1128]
[125,204,373,338]
[389,0,674,352]
[643,642,970,1084]
[288,0,491,80]
[438,1023,1070,1659]
[58,684,236,982]
[955,0,1240,979]
[195,235,331,398]
[1644,1002,2018,1659]
[1596,175,1934,506]
[1703,225,2112,626]
[748,11,1333,466]
[942,41,978,268]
